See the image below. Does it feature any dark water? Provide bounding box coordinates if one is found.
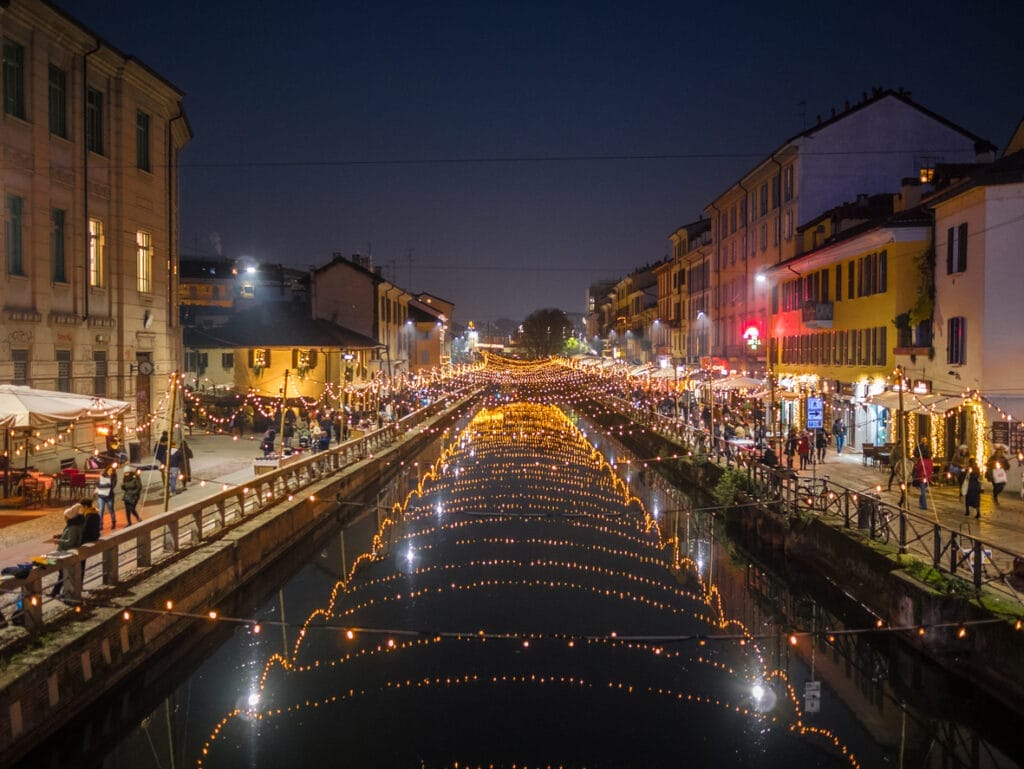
[33,401,1022,768]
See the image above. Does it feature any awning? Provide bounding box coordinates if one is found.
[864,390,961,416]
[0,385,131,429]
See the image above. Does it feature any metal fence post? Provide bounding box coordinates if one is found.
[973,540,983,588]
[898,510,907,554]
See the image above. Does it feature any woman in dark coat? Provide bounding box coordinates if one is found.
[121,469,143,524]
[963,458,982,518]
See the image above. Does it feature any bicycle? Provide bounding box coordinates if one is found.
[852,486,893,544]
[796,475,839,515]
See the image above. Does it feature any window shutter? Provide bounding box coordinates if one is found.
[947,227,954,274]
[309,349,318,368]
[265,349,271,367]
[959,223,968,271]
[292,349,299,368]
[248,348,255,368]
[879,250,887,293]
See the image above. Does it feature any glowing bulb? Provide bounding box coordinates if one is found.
[247,692,260,707]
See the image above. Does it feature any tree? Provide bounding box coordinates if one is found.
[520,308,572,358]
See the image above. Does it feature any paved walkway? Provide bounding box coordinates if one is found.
[744,447,1024,557]
[0,432,285,570]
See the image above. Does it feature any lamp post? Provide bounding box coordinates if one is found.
[896,364,908,513]
[342,352,354,441]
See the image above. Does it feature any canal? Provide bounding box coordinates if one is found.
[20,399,1023,768]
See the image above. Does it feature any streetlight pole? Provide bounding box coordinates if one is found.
[896,365,908,513]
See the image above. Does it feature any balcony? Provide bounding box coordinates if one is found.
[801,302,833,329]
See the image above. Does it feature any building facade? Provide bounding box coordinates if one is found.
[1,0,191,453]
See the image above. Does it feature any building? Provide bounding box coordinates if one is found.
[704,88,994,374]
[182,305,380,399]
[666,218,712,366]
[917,133,1024,470]
[761,194,932,448]
[1,0,191,454]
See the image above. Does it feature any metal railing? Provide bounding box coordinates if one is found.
[0,389,475,637]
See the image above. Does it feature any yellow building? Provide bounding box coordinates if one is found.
[762,200,931,448]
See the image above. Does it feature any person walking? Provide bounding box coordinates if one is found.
[121,468,143,524]
[797,431,811,470]
[985,445,1009,507]
[95,465,118,530]
[784,429,797,469]
[886,441,904,492]
[962,458,982,518]
[913,436,933,510]
[815,429,828,464]
[831,417,847,455]
[168,448,183,494]
[49,501,87,598]
[178,438,194,490]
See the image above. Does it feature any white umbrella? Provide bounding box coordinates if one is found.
[0,384,130,428]
[714,375,765,391]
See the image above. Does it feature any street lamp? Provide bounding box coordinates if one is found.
[342,352,355,440]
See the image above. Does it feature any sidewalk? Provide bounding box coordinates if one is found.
[769,447,1024,556]
[0,432,276,570]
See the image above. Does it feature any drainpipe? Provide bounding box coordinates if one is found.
[82,39,101,321]
[168,104,185,358]
[708,202,720,361]
[770,152,784,265]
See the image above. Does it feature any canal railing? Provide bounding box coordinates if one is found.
[601,395,1024,604]
[0,389,476,642]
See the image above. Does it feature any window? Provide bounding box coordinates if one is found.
[730,205,737,234]
[946,223,968,274]
[51,209,67,282]
[771,174,780,209]
[56,350,72,392]
[760,223,767,251]
[947,317,966,365]
[136,230,152,292]
[760,183,768,216]
[739,198,747,227]
[783,165,794,201]
[834,264,842,301]
[136,110,151,171]
[185,351,209,374]
[2,38,25,119]
[88,218,104,286]
[6,195,24,276]
[93,351,107,396]
[784,210,793,240]
[221,352,234,369]
[48,65,67,137]
[11,349,28,385]
[86,87,104,154]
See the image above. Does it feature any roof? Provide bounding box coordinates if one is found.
[924,149,1024,208]
[312,253,382,282]
[706,88,995,206]
[408,298,446,323]
[183,307,381,349]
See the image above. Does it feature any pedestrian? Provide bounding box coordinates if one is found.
[168,448,183,493]
[985,445,1009,507]
[49,501,87,598]
[260,428,276,457]
[831,417,847,455]
[797,431,811,470]
[815,429,828,463]
[95,465,118,530]
[962,458,982,518]
[178,438,194,489]
[154,430,169,465]
[784,429,797,469]
[886,441,904,492]
[121,468,143,524]
[913,436,933,510]
[282,419,295,449]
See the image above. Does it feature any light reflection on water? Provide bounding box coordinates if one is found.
[84,400,1019,769]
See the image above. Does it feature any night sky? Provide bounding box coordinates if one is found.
[56,0,1023,325]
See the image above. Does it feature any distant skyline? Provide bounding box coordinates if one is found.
[58,0,1023,323]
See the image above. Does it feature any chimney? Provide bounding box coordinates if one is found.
[897,179,923,212]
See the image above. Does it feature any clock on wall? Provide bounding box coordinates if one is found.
[137,360,154,376]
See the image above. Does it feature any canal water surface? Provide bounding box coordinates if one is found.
[35,400,1022,768]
